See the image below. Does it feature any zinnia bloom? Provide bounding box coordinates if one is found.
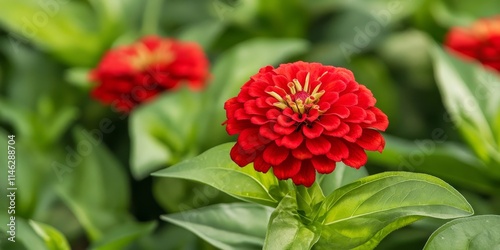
[445,16,500,72]
[224,61,388,187]
[90,36,210,112]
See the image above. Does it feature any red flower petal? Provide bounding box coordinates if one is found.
[368,107,389,131]
[238,128,268,151]
[263,143,289,166]
[317,115,341,131]
[326,138,349,161]
[280,131,304,149]
[306,137,331,155]
[324,122,350,137]
[259,123,280,140]
[311,156,336,174]
[291,161,316,187]
[230,143,256,167]
[343,143,367,168]
[292,143,313,160]
[273,156,301,179]
[273,123,296,135]
[356,129,385,152]
[343,124,363,142]
[336,93,358,106]
[303,123,324,139]
[345,106,367,123]
[254,154,271,173]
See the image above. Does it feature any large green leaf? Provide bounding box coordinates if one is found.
[161,203,273,250]
[367,134,497,194]
[129,88,202,179]
[201,38,309,149]
[424,215,500,250]
[29,220,71,250]
[153,143,280,207]
[432,45,500,168]
[263,195,320,250]
[56,127,132,242]
[314,172,473,249]
[318,163,368,197]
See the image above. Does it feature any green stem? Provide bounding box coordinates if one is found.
[141,0,164,35]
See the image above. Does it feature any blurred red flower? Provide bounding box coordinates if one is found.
[224,61,388,187]
[445,16,500,72]
[90,36,210,112]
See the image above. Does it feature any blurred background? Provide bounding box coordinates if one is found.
[0,0,499,249]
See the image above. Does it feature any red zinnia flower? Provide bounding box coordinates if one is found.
[90,35,210,112]
[444,16,500,72]
[224,61,388,187]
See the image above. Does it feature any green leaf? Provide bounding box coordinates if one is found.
[29,220,71,250]
[367,134,497,194]
[0,216,47,250]
[90,221,157,250]
[56,126,132,242]
[161,203,273,250]
[130,88,202,179]
[314,172,473,250]
[296,183,325,217]
[424,215,500,250]
[201,38,309,148]
[432,45,500,168]
[264,195,320,250]
[153,178,236,213]
[177,20,226,49]
[153,143,280,207]
[0,1,98,66]
[318,162,368,196]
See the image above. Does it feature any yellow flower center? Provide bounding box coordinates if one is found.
[266,72,325,114]
[130,41,174,71]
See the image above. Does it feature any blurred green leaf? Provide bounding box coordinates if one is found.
[90,221,157,250]
[130,88,202,179]
[368,134,498,194]
[257,0,308,37]
[57,126,132,242]
[432,45,500,169]
[0,1,97,66]
[314,172,473,249]
[0,216,48,250]
[431,0,500,27]
[202,38,309,148]
[177,20,226,49]
[130,225,202,250]
[424,215,500,250]
[318,163,368,197]
[153,178,236,213]
[263,195,319,250]
[161,203,273,250]
[153,143,280,207]
[29,220,71,250]
[349,56,399,121]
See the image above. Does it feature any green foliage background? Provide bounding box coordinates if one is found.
[0,0,499,249]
